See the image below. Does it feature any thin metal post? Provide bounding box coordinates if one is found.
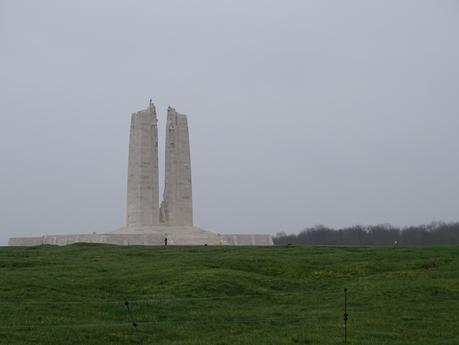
[125,300,137,329]
[344,288,349,344]
[125,300,142,345]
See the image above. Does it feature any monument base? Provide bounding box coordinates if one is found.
[8,226,273,246]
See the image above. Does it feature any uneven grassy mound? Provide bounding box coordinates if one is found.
[0,245,458,344]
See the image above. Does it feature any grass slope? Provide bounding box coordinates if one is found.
[0,245,458,344]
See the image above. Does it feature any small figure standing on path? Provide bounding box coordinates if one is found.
[164,236,168,246]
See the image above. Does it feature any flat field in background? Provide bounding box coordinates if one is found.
[0,245,458,344]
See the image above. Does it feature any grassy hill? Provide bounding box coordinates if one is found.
[0,245,458,345]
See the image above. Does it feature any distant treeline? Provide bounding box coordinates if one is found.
[274,222,459,245]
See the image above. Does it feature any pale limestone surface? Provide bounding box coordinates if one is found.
[8,100,273,246]
[126,101,160,227]
[160,107,193,226]
[8,230,273,246]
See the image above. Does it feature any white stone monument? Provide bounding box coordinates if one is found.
[9,101,273,246]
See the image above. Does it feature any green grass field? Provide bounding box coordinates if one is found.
[0,245,458,345]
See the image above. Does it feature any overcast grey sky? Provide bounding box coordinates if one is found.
[1,0,458,245]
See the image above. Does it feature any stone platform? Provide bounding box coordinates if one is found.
[8,226,273,246]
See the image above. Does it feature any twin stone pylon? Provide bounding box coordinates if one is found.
[126,100,193,228]
[8,100,274,246]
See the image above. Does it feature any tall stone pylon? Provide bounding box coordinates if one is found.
[126,100,160,227]
[160,106,193,226]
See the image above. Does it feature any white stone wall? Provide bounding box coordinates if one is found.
[126,101,159,227]
[8,231,273,246]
